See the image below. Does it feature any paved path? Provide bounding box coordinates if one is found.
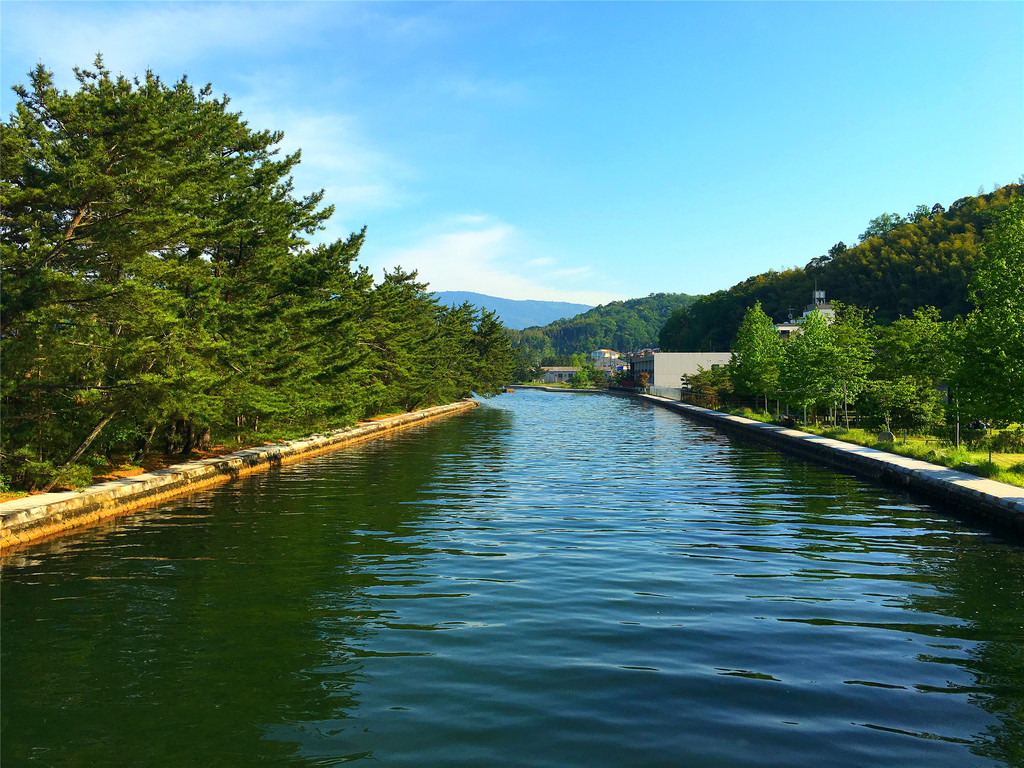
[636,394,1024,533]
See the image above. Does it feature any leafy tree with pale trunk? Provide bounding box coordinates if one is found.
[730,301,783,413]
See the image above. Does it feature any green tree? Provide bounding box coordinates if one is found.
[858,212,905,242]
[861,306,949,435]
[730,301,783,412]
[952,198,1024,424]
[859,377,937,437]
[828,304,873,429]
[1,58,335,472]
[779,310,833,423]
[1,58,516,490]
[469,308,515,396]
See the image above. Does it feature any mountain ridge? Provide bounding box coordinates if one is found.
[432,291,593,330]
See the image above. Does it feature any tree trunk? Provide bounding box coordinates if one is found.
[41,411,117,492]
[180,421,194,457]
[843,382,850,432]
[135,425,157,464]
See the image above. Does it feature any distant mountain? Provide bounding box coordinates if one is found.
[507,292,701,358]
[432,291,593,330]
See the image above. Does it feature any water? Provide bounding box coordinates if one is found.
[3,390,1023,767]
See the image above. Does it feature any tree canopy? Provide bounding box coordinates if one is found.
[951,198,1024,425]
[659,185,1023,353]
[1,59,513,490]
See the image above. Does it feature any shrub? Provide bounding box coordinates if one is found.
[49,464,94,490]
[992,427,1024,453]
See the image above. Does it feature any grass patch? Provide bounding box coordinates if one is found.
[735,417,1024,489]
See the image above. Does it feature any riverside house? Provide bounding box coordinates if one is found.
[541,366,580,384]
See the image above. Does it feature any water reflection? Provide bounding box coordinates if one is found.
[2,393,1022,767]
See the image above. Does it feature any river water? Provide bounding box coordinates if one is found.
[2,390,1023,767]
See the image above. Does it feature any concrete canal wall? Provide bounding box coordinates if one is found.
[0,400,478,551]
[512,385,1024,533]
[635,393,1024,534]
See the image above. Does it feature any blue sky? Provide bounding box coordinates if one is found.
[2,2,1021,305]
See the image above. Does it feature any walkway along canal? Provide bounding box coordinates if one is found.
[2,389,1022,767]
[631,391,1024,533]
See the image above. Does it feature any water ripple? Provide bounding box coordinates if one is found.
[2,390,1023,767]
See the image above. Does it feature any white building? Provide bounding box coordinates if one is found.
[629,352,733,399]
[541,366,579,384]
[775,289,836,339]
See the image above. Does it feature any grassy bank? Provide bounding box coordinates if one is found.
[723,407,1024,489]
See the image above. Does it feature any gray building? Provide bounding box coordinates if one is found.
[630,352,733,399]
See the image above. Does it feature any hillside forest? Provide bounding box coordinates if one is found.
[693,196,1024,443]
[1,60,514,491]
[660,185,1022,352]
[507,292,698,363]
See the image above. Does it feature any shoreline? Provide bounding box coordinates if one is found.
[0,400,478,553]
[511,385,1024,534]
[638,392,1024,534]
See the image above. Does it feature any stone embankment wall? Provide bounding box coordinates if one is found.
[635,394,1024,534]
[0,400,478,551]
[514,385,1024,532]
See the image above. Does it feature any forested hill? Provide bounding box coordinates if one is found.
[508,293,700,358]
[659,184,1023,352]
[433,291,592,330]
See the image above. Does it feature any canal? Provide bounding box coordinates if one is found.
[2,390,1023,767]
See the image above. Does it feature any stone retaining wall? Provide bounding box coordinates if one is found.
[0,400,478,551]
[635,394,1024,534]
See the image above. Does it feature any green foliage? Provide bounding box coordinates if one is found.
[992,427,1024,453]
[951,198,1024,426]
[730,300,783,408]
[568,361,606,388]
[0,59,515,490]
[50,464,94,490]
[860,305,949,434]
[684,365,733,408]
[779,310,833,414]
[508,293,698,358]
[659,185,1023,352]
[858,376,940,434]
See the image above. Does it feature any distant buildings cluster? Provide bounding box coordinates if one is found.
[541,349,732,397]
[540,290,835,393]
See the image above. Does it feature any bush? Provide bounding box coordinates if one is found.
[49,464,94,490]
[3,448,94,491]
[992,427,1024,453]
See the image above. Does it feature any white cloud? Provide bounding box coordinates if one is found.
[1,3,327,88]
[367,218,623,305]
[233,105,410,222]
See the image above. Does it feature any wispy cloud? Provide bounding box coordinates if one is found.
[366,217,623,305]
[233,103,411,238]
[1,3,323,88]
[437,75,530,105]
